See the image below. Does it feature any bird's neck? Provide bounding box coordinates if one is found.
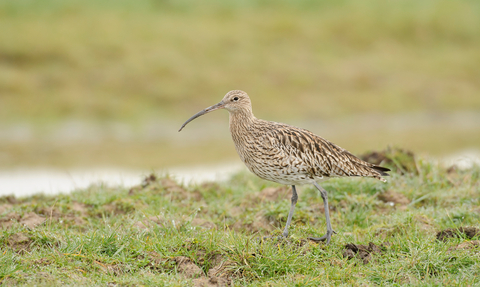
[229,110,256,141]
[229,110,256,164]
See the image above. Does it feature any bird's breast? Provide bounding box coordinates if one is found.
[230,134,316,185]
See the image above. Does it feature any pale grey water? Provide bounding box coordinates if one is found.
[0,163,244,197]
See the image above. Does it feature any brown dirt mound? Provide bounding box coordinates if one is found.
[230,211,275,234]
[70,202,89,216]
[20,212,46,229]
[257,186,292,202]
[37,206,88,227]
[436,227,480,242]
[342,242,390,264]
[37,206,63,218]
[361,147,416,175]
[449,240,480,251]
[377,190,410,207]
[192,255,234,287]
[193,267,230,287]
[129,175,203,202]
[142,173,158,187]
[7,232,33,251]
[174,256,204,278]
[0,212,21,229]
[150,251,233,286]
[0,203,13,214]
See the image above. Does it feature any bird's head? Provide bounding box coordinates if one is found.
[178,90,252,132]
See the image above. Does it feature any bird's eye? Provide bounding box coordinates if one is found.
[233,97,239,101]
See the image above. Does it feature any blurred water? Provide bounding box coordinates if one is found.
[0,162,244,197]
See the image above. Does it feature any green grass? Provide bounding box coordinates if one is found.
[1,155,479,285]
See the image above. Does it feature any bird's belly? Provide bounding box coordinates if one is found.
[254,170,316,185]
[242,154,320,185]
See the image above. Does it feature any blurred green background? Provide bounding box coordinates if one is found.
[1,0,479,169]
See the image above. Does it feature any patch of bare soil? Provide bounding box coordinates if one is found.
[0,203,13,214]
[1,208,86,230]
[377,190,410,209]
[67,202,89,226]
[7,232,32,251]
[193,268,230,287]
[37,206,63,219]
[149,251,233,286]
[128,173,160,194]
[361,147,416,175]
[192,255,234,287]
[174,256,204,278]
[70,202,89,216]
[0,212,21,229]
[230,211,275,234]
[449,240,480,251]
[256,186,292,202]
[101,203,127,216]
[437,227,480,242]
[164,178,203,201]
[196,182,222,192]
[129,174,203,202]
[0,195,18,204]
[343,242,390,264]
[37,206,87,227]
[19,212,46,229]
[142,173,158,187]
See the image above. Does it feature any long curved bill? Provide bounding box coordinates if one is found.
[178,101,226,132]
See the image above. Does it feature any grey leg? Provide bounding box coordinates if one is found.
[308,182,334,244]
[281,185,298,238]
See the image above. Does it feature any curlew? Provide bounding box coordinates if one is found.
[179,90,390,244]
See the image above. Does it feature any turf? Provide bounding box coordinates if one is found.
[1,151,479,286]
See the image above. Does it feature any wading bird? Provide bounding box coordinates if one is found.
[179,90,390,244]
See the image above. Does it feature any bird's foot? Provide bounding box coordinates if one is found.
[307,230,336,245]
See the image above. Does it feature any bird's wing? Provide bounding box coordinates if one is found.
[257,121,389,179]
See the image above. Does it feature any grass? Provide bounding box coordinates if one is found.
[0,0,480,168]
[1,152,479,285]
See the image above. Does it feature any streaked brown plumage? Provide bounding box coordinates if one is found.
[179,90,390,244]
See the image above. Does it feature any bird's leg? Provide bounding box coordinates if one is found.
[308,182,334,244]
[281,185,298,238]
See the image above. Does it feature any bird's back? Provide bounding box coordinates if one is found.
[230,118,389,185]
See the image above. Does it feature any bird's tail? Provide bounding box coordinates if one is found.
[372,165,390,176]
[371,165,390,182]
